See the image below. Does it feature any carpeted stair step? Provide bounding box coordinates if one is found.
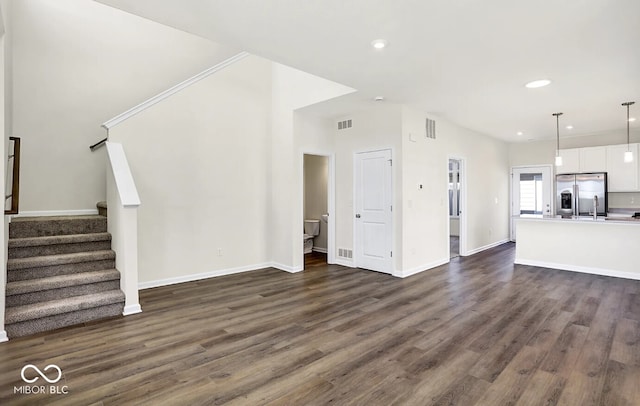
[5,291,125,337]
[7,250,116,282]
[9,215,107,238]
[8,232,112,259]
[6,269,121,306]
[97,201,107,217]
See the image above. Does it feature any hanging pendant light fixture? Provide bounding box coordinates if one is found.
[622,101,635,163]
[553,112,563,166]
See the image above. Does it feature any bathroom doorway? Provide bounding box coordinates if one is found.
[303,153,333,269]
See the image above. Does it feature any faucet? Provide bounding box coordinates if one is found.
[593,195,598,220]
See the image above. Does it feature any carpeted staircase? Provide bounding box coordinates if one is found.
[5,215,124,338]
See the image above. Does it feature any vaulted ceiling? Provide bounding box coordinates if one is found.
[96,0,640,142]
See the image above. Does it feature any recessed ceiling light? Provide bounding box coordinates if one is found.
[371,39,388,49]
[516,131,523,136]
[566,125,573,130]
[629,117,637,122]
[525,79,551,89]
[373,96,385,102]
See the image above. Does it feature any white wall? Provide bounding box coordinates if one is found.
[0,2,7,342]
[11,0,234,212]
[271,63,355,271]
[401,106,510,274]
[331,104,404,271]
[109,56,273,285]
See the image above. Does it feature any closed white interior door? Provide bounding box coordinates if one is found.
[355,149,393,273]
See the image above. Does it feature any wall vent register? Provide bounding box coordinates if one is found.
[338,119,352,130]
[338,248,353,259]
[426,118,436,139]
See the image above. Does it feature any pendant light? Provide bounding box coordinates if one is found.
[622,101,635,163]
[553,112,563,166]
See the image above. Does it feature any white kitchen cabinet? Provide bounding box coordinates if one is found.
[579,146,607,172]
[606,143,639,192]
[557,148,580,174]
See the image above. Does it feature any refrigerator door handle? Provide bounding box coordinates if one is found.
[574,184,579,216]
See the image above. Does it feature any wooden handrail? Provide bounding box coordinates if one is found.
[5,137,20,214]
[90,137,108,151]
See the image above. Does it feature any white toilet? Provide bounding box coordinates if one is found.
[303,219,320,254]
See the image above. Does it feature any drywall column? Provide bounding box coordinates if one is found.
[106,142,141,315]
[0,14,7,342]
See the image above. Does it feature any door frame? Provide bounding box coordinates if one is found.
[510,164,554,241]
[353,148,394,274]
[447,156,467,257]
[300,150,335,267]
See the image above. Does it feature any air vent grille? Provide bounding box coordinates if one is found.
[338,119,352,130]
[426,118,436,139]
[338,248,353,259]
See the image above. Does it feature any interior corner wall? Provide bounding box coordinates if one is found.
[270,63,355,271]
[439,115,510,254]
[332,104,404,272]
[11,0,231,212]
[400,106,509,274]
[108,56,273,284]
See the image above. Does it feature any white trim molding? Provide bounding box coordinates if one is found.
[334,258,356,268]
[139,262,274,289]
[271,263,304,273]
[0,330,7,343]
[123,304,142,316]
[395,257,450,278]
[12,209,99,218]
[514,259,640,281]
[464,239,509,256]
[102,52,250,130]
[312,247,328,254]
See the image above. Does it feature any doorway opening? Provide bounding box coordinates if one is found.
[303,154,331,269]
[510,165,553,241]
[448,158,464,258]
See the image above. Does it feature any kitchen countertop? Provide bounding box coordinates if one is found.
[514,214,640,225]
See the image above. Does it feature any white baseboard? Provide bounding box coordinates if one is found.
[463,239,509,256]
[312,247,327,254]
[139,262,273,289]
[514,258,640,281]
[334,258,355,268]
[123,304,142,316]
[13,209,99,218]
[0,330,7,343]
[271,262,304,273]
[395,257,450,278]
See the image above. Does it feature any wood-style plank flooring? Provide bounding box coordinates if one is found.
[2,242,640,405]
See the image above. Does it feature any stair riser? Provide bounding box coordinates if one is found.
[7,280,121,306]
[9,241,112,259]
[9,218,107,238]
[8,259,116,282]
[5,303,124,338]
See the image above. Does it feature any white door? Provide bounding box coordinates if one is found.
[511,166,553,241]
[355,149,393,273]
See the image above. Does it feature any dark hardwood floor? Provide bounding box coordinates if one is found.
[2,242,640,405]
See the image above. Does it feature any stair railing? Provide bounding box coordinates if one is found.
[5,137,21,214]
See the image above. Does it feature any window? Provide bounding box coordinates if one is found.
[519,173,543,214]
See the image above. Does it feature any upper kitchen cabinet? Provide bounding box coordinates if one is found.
[579,146,607,172]
[606,143,639,192]
[557,148,580,174]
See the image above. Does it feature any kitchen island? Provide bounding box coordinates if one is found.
[514,216,640,280]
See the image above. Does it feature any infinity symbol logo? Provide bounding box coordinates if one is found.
[21,364,62,384]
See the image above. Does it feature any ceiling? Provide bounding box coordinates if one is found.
[96,0,640,143]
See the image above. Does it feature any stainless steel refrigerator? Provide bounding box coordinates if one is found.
[556,173,608,217]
